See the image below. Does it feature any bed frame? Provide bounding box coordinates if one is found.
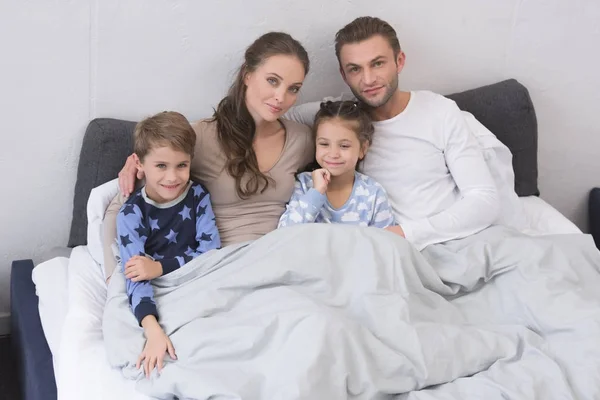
[9,78,541,400]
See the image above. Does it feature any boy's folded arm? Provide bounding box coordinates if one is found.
[117,203,159,323]
[133,292,159,326]
[116,203,147,268]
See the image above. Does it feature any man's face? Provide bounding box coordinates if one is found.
[338,35,404,108]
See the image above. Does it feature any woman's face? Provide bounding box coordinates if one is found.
[244,54,306,123]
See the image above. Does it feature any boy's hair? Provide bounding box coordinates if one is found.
[313,100,374,147]
[334,16,402,64]
[133,111,196,161]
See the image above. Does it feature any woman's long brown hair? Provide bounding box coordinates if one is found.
[211,32,310,199]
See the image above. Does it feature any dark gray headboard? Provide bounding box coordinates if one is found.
[68,119,136,247]
[67,78,539,247]
[446,79,538,198]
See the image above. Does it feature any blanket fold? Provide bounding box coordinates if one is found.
[103,224,600,400]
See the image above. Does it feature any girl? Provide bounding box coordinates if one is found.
[278,100,395,228]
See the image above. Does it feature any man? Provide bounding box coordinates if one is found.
[286,16,500,250]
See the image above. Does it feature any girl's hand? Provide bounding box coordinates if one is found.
[138,317,177,379]
[312,168,331,194]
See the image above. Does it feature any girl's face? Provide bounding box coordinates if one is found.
[315,118,367,178]
[244,55,305,124]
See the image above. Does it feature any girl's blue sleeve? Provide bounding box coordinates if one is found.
[278,174,327,227]
[370,185,396,228]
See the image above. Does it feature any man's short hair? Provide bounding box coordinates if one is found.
[335,16,402,63]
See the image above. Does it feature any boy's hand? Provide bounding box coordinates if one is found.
[138,316,177,379]
[312,168,331,194]
[125,256,163,281]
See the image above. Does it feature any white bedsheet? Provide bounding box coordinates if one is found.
[33,196,586,400]
[57,246,149,400]
[521,196,582,235]
[31,256,69,376]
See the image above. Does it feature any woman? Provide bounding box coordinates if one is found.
[103,31,314,281]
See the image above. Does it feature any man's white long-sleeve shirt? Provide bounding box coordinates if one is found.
[285,91,500,250]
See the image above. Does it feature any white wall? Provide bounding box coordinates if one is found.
[1,0,599,314]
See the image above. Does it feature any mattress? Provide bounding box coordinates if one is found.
[32,196,585,400]
[31,256,69,377]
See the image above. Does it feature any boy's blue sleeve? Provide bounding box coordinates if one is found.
[194,189,221,253]
[370,185,396,229]
[278,174,327,228]
[116,203,158,326]
[158,185,221,274]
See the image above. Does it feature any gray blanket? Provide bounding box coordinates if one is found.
[103,224,600,399]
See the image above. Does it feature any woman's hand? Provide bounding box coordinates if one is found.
[119,154,144,197]
[312,168,331,194]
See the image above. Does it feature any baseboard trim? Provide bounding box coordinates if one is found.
[0,312,10,336]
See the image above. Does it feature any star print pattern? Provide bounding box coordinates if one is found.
[122,203,137,216]
[120,234,132,247]
[278,171,395,229]
[178,205,191,221]
[134,223,147,241]
[149,217,160,231]
[199,232,212,242]
[116,181,221,325]
[165,229,179,244]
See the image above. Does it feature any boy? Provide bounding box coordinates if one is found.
[116,111,220,378]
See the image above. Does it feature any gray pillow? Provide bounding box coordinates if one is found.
[445,78,539,198]
[67,118,136,247]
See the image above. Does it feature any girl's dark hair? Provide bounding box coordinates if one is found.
[314,100,374,146]
[211,32,310,199]
[300,100,375,174]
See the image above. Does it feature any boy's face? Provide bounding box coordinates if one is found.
[136,146,191,203]
[338,35,405,108]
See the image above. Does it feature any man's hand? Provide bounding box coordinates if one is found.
[125,256,163,282]
[385,225,405,238]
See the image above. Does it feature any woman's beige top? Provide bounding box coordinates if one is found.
[102,118,313,280]
[190,118,314,246]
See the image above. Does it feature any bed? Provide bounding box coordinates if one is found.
[9,79,591,400]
